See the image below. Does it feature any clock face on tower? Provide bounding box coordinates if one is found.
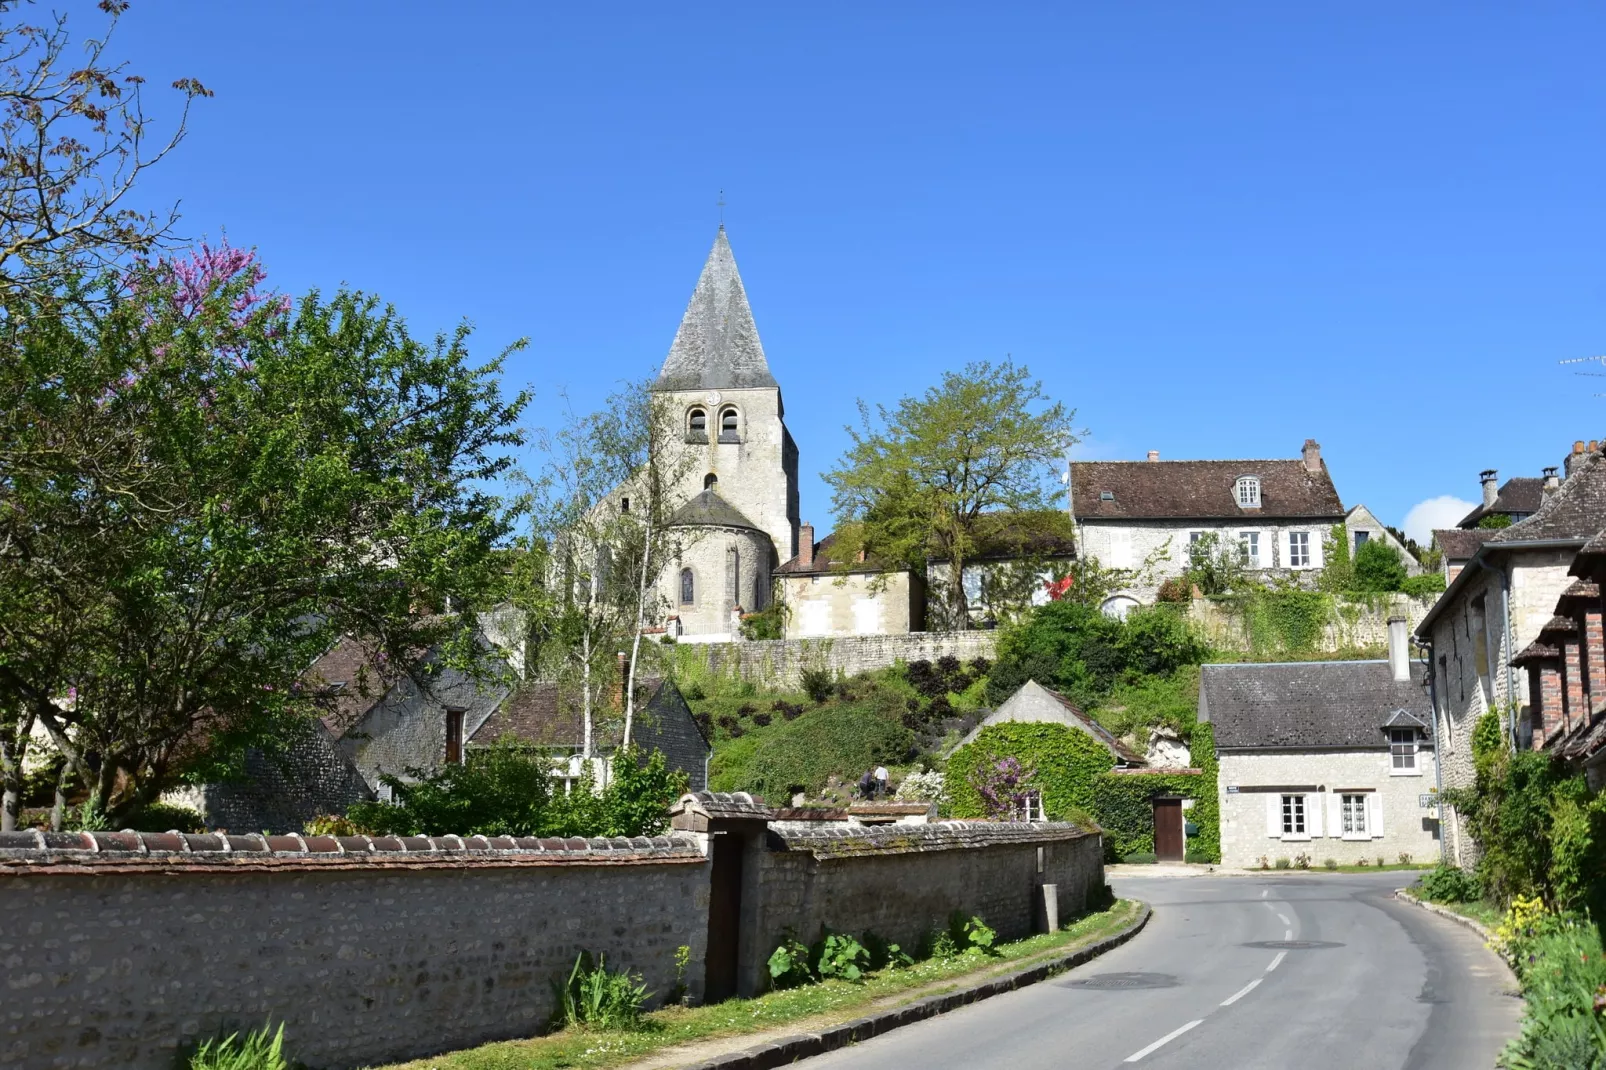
[704,390,722,407]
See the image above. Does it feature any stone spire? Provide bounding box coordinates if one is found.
[654,227,778,392]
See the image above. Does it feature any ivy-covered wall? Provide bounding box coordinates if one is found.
[945,721,1221,863]
[1188,592,1436,659]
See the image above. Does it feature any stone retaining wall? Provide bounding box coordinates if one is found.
[669,631,998,689]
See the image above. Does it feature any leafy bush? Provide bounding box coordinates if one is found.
[1122,851,1157,864]
[126,802,205,833]
[1352,541,1407,593]
[767,932,814,990]
[550,952,650,1030]
[1274,857,1291,869]
[303,813,360,837]
[1416,864,1481,904]
[728,697,914,799]
[189,1023,290,1070]
[1490,901,1606,1068]
[347,743,684,839]
[1400,573,1445,598]
[987,600,1205,709]
[798,668,835,704]
[893,769,947,805]
[862,931,913,971]
[812,931,871,982]
[751,712,772,727]
[1323,858,1339,871]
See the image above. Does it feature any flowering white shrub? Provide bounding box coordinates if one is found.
[894,769,948,805]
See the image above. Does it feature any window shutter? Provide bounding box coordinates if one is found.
[1306,793,1323,837]
[1369,793,1385,838]
[1266,795,1281,838]
[1327,793,1343,836]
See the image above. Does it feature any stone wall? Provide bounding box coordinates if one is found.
[744,822,1102,994]
[1188,592,1439,656]
[0,817,1104,1070]
[0,832,709,1070]
[666,631,998,690]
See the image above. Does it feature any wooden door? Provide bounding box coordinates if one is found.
[704,832,743,1001]
[1153,798,1184,861]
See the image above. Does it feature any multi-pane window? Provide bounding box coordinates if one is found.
[1280,793,1306,835]
[1390,728,1418,771]
[1236,476,1261,507]
[1341,794,1369,835]
[1239,531,1261,567]
[1289,531,1310,567]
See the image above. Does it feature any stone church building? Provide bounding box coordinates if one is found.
[630,227,802,641]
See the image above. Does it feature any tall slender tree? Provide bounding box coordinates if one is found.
[825,360,1077,628]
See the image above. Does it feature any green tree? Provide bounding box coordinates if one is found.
[1352,540,1408,593]
[0,258,527,827]
[1184,531,1247,596]
[824,360,1076,628]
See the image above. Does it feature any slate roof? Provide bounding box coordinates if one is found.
[1071,459,1343,521]
[1457,477,1546,528]
[1488,451,1606,544]
[303,636,403,738]
[471,680,578,747]
[1512,640,1561,664]
[1568,527,1606,578]
[653,227,777,392]
[958,680,1144,763]
[1201,661,1432,750]
[667,489,763,532]
[1433,528,1496,561]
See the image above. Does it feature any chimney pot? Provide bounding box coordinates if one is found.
[1146,450,1160,462]
[1544,466,1561,492]
[1301,438,1321,473]
[799,522,815,569]
[1480,469,1499,507]
[1387,617,1410,683]
[1576,441,1587,454]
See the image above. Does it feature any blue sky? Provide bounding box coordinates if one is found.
[103,2,1604,543]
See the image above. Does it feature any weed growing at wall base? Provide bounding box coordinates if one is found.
[188,1023,291,1070]
[551,954,651,1031]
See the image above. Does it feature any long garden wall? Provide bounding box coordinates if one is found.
[0,811,1104,1070]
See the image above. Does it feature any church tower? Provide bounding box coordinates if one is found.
[654,227,800,572]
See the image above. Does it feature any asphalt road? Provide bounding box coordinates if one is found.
[802,872,1521,1070]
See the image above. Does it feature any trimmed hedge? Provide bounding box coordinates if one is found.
[945,721,1220,863]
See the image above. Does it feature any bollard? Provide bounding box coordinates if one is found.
[1039,883,1060,933]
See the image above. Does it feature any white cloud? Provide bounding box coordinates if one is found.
[1404,496,1477,545]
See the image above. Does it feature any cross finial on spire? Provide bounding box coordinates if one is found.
[717,189,725,228]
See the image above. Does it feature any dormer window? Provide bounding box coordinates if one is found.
[1235,476,1261,508]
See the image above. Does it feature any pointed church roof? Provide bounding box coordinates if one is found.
[655,228,778,392]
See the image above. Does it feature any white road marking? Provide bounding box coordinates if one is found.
[1124,1020,1204,1062]
[1266,951,1287,972]
[1277,912,1290,925]
[1221,978,1262,1006]
[1284,928,1293,940]
[1261,889,1269,898]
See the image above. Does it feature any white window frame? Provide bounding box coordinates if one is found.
[1280,793,1307,839]
[1239,531,1261,567]
[1288,530,1311,568]
[1236,476,1261,507]
[1389,728,1420,775]
[1340,793,1369,839]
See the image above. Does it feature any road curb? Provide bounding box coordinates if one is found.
[1394,888,1496,943]
[683,903,1153,1070]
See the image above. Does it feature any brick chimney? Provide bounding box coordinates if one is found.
[1566,441,1588,477]
[1147,450,1160,462]
[1301,439,1321,473]
[799,522,815,569]
[612,651,627,710]
[1480,469,1499,507]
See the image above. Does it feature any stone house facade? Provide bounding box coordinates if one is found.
[958,679,1144,764]
[775,526,926,637]
[1070,440,1345,615]
[1202,621,1441,869]
[1416,445,1606,865]
[1344,503,1423,575]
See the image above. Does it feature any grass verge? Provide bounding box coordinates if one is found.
[371,900,1142,1070]
[1241,863,1434,874]
[1414,895,1502,930]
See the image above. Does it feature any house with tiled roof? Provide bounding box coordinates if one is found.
[775,526,928,637]
[1201,619,1441,869]
[1416,443,1606,866]
[958,680,1144,763]
[1070,439,1346,616]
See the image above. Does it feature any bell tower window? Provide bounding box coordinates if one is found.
[687,407,708,442]
[704,473,718,491]
[719,407,740,442]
